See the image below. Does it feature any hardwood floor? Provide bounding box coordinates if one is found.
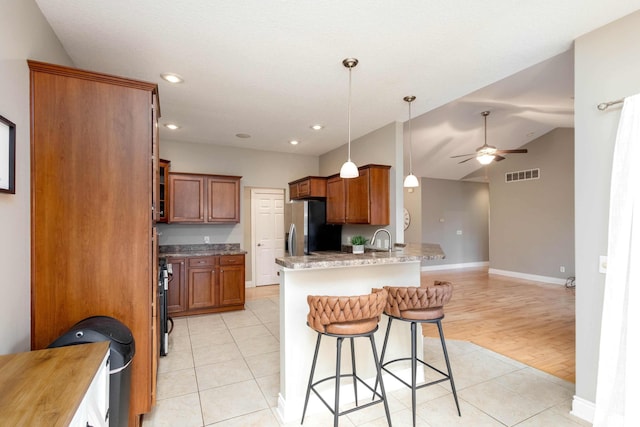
[421,268,575,382]
[248,267,576,383]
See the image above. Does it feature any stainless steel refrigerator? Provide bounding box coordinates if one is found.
[286,200,342,256]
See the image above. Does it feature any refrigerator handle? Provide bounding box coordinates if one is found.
[288,223,296,256]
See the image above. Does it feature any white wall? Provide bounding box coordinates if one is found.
[419,178,490,267]
[574,9,640,414]
[489,128,575,279]
[0,0,73,354]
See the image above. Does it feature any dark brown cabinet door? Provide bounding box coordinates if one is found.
[166,257,187,314]
[188,267,218,310]
[207,176,240,223]
[326,175,346,224]
[346,169,370,223]
[169,174,205,222]
[219,255,245,306]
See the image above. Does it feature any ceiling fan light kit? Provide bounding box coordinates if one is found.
[403,95,419,188]
[451,110,528,165]
[340,58,360,179]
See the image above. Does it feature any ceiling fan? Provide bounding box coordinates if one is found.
[451,111,528,165]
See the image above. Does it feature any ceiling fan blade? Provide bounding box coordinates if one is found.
[495,149,528,154]
[494,155,506,162]
[458,157,475,164]
[450,153,475,158]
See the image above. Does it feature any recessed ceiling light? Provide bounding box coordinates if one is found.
[289,140,300,145]
[160,73,184,84]
[235,133,251,139]
[310,124,324,131]
[164,123,180,130]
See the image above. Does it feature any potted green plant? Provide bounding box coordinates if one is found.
[351,235,368,254]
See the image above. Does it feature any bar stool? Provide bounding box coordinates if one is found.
[375,282,461,427]
[302,289,393,427]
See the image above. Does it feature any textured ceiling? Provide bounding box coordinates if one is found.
[35,0,640,179]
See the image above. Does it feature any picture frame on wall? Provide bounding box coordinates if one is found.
[0,115,16,194]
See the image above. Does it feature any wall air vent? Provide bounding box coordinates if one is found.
[505,168,540,183]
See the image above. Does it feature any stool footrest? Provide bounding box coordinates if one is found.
[381,356,452,389]
[310,373,387,417]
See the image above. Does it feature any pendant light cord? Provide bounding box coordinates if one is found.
[408,100,413,174]
[347,65,352,161]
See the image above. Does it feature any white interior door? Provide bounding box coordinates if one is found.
[251,188,285,286]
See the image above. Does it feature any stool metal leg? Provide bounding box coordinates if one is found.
[373,317,393,399]
[334,337,343,427]
[301,333,322,424]
[437,319,461,416]
[350,337,358,406]
[411,321,418,427]
[369,334,393,427]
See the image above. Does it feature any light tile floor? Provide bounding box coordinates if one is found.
[143,292,591,427]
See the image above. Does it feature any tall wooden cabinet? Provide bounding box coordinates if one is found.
[29,60,158,426]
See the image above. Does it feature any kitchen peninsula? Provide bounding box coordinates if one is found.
[275,244,445,423]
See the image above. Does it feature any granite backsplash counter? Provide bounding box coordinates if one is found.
[159,243,246,258]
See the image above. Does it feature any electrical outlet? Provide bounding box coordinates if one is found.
[560,266,565,273]
[204,236,210,243]
[599,255,608,274]
[456,230,462,235]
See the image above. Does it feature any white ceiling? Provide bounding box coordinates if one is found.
[35,0,640,180]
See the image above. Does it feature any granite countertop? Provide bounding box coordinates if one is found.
[159,243,247,257]
[275,243,445,269]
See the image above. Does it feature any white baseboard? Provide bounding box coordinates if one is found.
[488,268,567,285]
[421,261,489,271]
[245,280,255,288]
[571,395,595,424]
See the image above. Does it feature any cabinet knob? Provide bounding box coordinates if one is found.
[257,243,262,246]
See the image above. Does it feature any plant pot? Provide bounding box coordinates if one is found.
[352,245,364,254]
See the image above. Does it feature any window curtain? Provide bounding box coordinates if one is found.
[594,93,640,426]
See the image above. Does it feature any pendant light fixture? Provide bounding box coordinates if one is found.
[339,58,359,179]
[403,95,419,188]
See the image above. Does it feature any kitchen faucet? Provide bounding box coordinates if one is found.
[371,228,393,252]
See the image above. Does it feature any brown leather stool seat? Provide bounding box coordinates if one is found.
[302,289,392,427]
[374,282,461,427]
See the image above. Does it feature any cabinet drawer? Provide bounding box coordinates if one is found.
[220,254,244,266]
[188,256,217,267]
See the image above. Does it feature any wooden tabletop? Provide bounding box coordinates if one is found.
[0,341,109,426]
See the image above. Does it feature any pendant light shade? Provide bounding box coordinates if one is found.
[403,95,419,188]
[340,58,359,179]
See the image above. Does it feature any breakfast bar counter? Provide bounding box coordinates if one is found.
[274,243,444,423]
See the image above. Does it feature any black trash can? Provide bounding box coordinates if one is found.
[48,315,135,427]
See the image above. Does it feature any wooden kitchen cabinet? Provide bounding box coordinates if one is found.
[326,164,390,225]
[157,159,171,223]
[219,255,245,306]
[166,257,187,314]
[207,176,241,222]
[168,173,241,223]
[288,176,327,200]
[166,254,245,316]
[188,256,218,310]
[326,175,346,223]
[29,60,158,425]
